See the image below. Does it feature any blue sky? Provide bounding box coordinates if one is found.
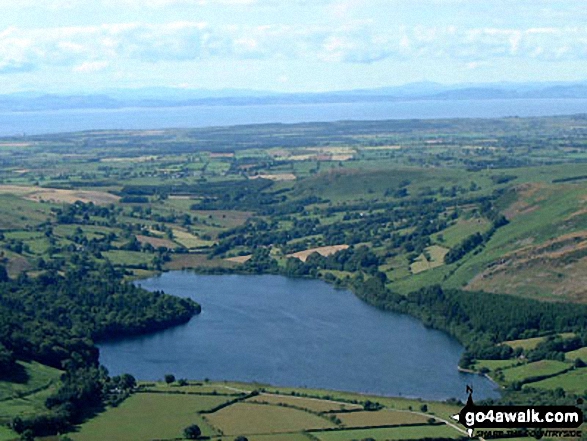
[1,0,586,93]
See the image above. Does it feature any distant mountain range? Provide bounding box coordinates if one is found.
[2,81,587,112]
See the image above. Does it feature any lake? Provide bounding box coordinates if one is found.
[99,273,500,401]
[1,98,586,136]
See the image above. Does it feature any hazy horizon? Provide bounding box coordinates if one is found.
[2,78,587,98]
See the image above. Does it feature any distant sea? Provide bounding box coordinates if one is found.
[0,98,586,137]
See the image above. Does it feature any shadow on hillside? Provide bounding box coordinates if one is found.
[0,362,30,384]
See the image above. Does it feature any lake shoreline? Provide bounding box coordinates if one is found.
[101,271,500,401]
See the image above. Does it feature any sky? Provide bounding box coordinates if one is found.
[1,0,587,94]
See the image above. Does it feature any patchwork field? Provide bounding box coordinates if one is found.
[67,382,466,441]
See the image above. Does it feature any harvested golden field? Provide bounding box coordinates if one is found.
[0,142,33,147]
[136,235,177,249]
[250,173,297,181]
[361,145,402,150]
[288,245,349,262]
[226,255,252,263]
[101,155,158,163]
[0,185,119,205]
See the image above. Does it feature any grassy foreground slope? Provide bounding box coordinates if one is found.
[0,362,63,440]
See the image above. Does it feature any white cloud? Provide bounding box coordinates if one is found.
[73,60,110,72]
[1,22,587,76]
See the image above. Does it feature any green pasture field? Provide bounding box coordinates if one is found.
[503,333,575,351]
[0,194,53,230]
[432,217,491,248]
[388,263,452,295]
[0,425,16,441]
[172,229,216,249]
[0,361,62,424]
[70,393,228,441]
[246,394,361,413]
[225,434,313,441]
[472,359,522,372]
[565,346,587,361]
[0,362,61,401]
[138,381,241,396]
[504,162,587,185]
[292,167,472,203]
[502,336,550,351]
[101,250,154,267]
[164,253,237,271]
[332,409,430,427]
[500,360,571,384]
[205,402,337,435]
[53,224,113,238]
[1,249,33,277]
[523,368,587,394]
[2,231,43,241]
[190,210,252,229]
[310,423,461,440]
[409,245,449,274]
[23,237,51,255]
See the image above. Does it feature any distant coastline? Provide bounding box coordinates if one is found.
[1,98,586,137]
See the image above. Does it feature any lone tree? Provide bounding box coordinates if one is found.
[183,424,201,439]
[164,374,175,385]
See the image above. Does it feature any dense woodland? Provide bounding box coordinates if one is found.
[0,261,198,435]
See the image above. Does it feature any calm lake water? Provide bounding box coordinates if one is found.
[1,98,586,136]
[99,273,499,400]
